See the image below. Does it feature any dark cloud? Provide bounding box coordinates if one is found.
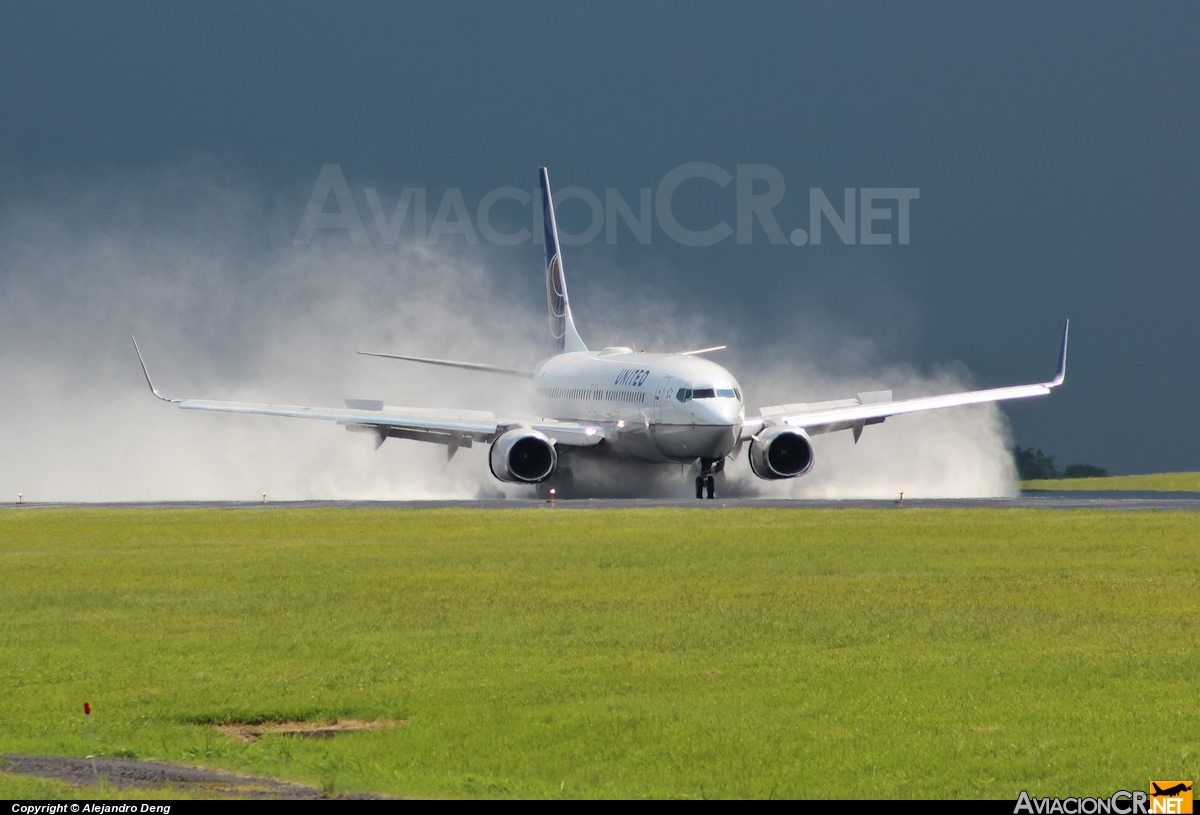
[1,1,1196,478]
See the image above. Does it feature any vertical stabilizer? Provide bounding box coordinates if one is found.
[540,168,588,355]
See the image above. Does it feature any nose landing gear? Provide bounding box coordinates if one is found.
[694,458,723,499]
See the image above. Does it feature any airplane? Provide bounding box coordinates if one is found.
[133,167,1068,500]
[1152,783,1193,798]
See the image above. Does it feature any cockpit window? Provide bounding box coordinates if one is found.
[680,387,740,401]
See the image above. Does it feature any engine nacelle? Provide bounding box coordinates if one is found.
[489,428,557,483]
[748,425,815,480]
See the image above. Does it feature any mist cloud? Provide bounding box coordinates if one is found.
[0,161,1015,502]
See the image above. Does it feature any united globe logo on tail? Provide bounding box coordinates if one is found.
[546,253,568,354]
[539,167,587,357]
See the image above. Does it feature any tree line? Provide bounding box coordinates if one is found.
[1013,447,1107,481]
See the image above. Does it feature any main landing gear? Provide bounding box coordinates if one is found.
[694,458,723,500]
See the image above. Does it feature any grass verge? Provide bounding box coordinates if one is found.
[1022,472,1200,492]
[1,507,1197,798]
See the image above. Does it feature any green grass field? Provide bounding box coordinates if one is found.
[1022,472,1200,492]
[1,507,1197,799]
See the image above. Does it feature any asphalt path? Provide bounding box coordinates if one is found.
[0,753,385,798]
[4,492,1200,511]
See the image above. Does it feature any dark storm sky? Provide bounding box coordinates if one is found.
[1,1,1197,474]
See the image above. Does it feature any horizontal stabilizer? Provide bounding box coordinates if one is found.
[357,351,535,379]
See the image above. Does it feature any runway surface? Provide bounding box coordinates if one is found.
[5,492,1200,511]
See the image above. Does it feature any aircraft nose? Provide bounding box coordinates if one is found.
[722,399,744,425]
[698,398,742,426]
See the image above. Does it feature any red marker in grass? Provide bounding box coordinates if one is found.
[84,702,99,789]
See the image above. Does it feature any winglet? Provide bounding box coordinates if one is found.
[130,335,180,403]
[1049,319,1069,387]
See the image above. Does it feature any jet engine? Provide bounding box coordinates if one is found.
[489,427,557,483]
[748,425,815,480]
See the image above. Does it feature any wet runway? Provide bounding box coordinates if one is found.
[6,492,1200,511]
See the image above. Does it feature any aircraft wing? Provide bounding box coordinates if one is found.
[742,321,1068,441]
[132,338,604,450]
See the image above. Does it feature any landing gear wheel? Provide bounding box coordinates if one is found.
[695,458,723,500]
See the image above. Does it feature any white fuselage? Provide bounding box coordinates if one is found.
[532,347,744,463]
